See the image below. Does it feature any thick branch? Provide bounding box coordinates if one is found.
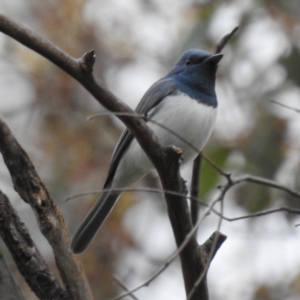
[187,231,227,300]
[0,14,201,298]
[0,13,162,167]
[160,146,200,298]
[0,115,92,300]
[198,231,227,269]
[0,191,67,300]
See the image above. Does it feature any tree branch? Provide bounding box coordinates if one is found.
[226,174,300,197]
[0,14,238,299]
[0,190,67,300]
[0,13,162,166]
[270,100,300,113]
[214,26,239,54]
[0,13,198,298]
[114,277,140,300]
[0,115,92,300]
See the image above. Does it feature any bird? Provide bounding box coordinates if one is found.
[71,49,223,254]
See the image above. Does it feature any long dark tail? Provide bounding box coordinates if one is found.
[71,190,120,254]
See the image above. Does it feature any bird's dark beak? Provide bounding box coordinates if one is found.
[204,53,223,65]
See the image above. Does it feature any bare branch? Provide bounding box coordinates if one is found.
[114,277,140,300]
[231,174,300,197]
[0,190,67,300]
[214,26,239,54]
[199,231,227,264]
[0,13,164,169]
[79,50,96,73]
[67,187,300,223]
[270,100,300,113]
[159,145,200,298]
[67,143,300,226]
[0,115,93,300]
[0,14,199,298]
[187,200,226,300]
[187,232,227,300]
[223,206,300,222]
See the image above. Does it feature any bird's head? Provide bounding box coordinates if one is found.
[168,49,223,94]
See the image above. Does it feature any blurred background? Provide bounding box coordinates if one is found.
[1,0,300,299]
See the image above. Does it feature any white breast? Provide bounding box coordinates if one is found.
[112,93,217,189]
[150,93,217,161]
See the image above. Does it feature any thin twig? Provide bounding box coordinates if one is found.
[270,100,300,113]
[233,174,300,198]
[201,154,232,179]
[88,112,202,154]
[89,112,233,179]
[223,206,300,222]
[66,172,300,221]
[215,26,239,54]
[114,277,140,300]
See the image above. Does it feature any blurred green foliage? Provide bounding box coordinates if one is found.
[200,147,230,199]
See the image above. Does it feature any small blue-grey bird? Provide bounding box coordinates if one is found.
[71,49,223,253]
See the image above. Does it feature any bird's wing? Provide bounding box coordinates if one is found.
[103,77,176,188]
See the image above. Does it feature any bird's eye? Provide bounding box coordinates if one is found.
[185,59,191,65]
